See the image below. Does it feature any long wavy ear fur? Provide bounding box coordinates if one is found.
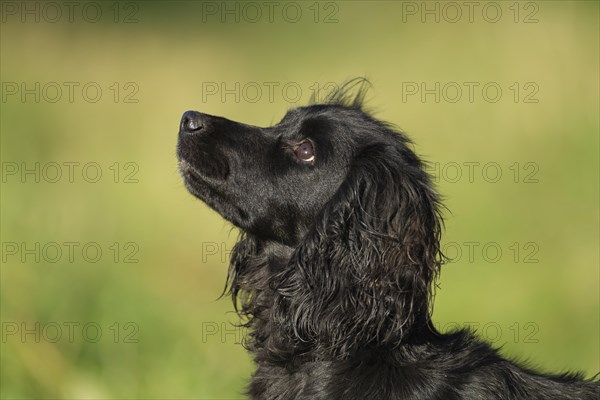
[274,141,444,358]
[226,234,279,353]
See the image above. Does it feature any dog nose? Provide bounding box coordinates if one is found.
[180,111,205,134]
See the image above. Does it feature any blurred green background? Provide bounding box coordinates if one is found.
[1,1,598,398]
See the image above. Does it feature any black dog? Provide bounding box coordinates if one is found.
[177,80,599,399]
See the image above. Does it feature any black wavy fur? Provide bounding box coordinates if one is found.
[177,79,599,399]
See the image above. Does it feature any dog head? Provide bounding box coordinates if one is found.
[178,79,444,357]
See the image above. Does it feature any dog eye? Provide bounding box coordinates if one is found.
[293,140,315,163]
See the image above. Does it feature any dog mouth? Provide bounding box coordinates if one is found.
[178,160,203,188]
[178,159,249,226]
[178,159,220,200]
[178,158,232,200]
[177,141,230,180]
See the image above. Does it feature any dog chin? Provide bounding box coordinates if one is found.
[179,160,249,228]
[177,160,212,202]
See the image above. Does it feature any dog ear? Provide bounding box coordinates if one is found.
[274,142,444,358]
[226,234,262,313]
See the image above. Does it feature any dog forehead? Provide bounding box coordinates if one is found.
[280,103,363,122]
[276,105,369,136]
